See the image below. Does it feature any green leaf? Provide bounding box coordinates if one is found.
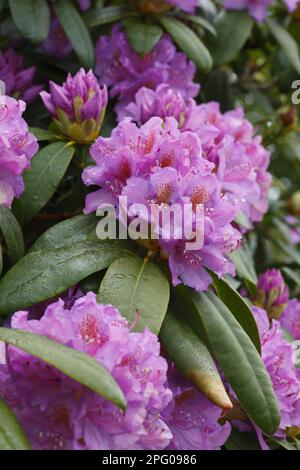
[19,142,75,225]
[269,437,297,451]
[174,287,281,436]
[99,256,169,335]
[267,19,300,75]
[230,244,257,293]
[0,240,132,316]
[9,0,50,43]
[85,6,133,27]
[0,0,7,15]
[209,11,253,66]
[29,127,62,142]
[0,206,24,264]
[123,18,163,55]
[160,308,232,409]
[0,328,126,410]
[179,13,216,36]
[224,429,260,450]
[0,398,30,450]
[158,16,212,73]
[210,273,261,353]
[54,0,95,68]
[0,243,3,278]
[30,214,98,252]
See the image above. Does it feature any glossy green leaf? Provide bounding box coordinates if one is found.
[0,328,126,410]
[99,256,169,334]
[85,6,133,27]
[0,240,132,316]
[224,429,260,450]
[209,11,253,65]
[54,0,95,68]
[230,244,257,293]
[9,0,50,43]
[0,398,30,450]
[158,16,212,73]
[0,205,24,264]
[29,127,62,142]
[267,19,300,75]
[174,286,280,436]
[160,308,232,409]
[211,273,261,353]
[123,18,163,55]
[30,214,98,252]
[19,142,75,225]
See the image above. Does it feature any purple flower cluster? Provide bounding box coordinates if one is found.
[0,94,38,207]
[83,116,241,291]
[252,307,300,437]
[127,85,272,230]
[0,292,230,450]
[0,48,42,103]
[254,269,289,319]
[95,26,199,120]
[40,69,108,143]
[224,0,300,22]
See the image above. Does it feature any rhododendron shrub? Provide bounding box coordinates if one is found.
[0,0,300,454]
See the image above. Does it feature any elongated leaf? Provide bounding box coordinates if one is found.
[209,11,253,66]
[0,206,24,264]
[85,6,133,27]
[267,19,300,75]
[30,214,98,252]
[160,308,232,409]
[210,273,261,353]
[179,13,216,36]
[230,244,257,292]
[29,127,62,142]
[123,18,163,55]
[224,429,260,450]
[0,240,132,316]
[0,328,126,410]
[19,142,75,225]
[54,0,94,68]
[99,256,169,334]
[9,0,50,43]
[174,287,280,436]
[0,398,30,450]
[0,243,3,278]
[158,16,212,73]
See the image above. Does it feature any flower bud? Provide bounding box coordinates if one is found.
[254,269,289,320]
[40,69,108,144]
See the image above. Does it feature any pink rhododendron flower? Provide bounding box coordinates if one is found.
[0,292,231,450]
[281,299,300,340]
[127,85,271,230]
[0,94,38,207]
[0,293,173,450]
[0,48,43,102]
[95,26,199,120]
[252,307,300,436]
[163,364,231,450]
[83,117,241,291]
